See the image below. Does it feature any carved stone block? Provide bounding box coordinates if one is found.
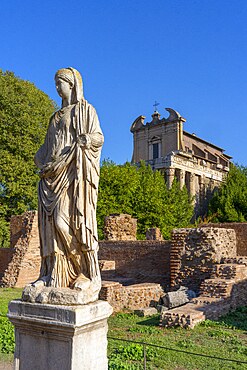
[8,300,113,370]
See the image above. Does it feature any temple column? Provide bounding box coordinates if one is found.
[199,175,206,198]
[189,172,196,198]
[166,168,175,189]
[178,169,185,189]
[198,175,206,215]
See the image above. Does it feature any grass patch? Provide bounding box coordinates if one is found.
[0,289,247,369]
[108,312,247,369]
[0,288,22,363]
[0,288,22,316]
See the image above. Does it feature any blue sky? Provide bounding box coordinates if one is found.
[1,0,247,165]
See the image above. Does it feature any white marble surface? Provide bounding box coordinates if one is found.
[33,68,104,294]
[8,300,113,370]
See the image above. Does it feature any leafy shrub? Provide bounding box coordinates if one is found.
[110,343,157,362]
[0,317,15,354]
[108,357,142,370]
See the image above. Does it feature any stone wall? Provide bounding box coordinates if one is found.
[202,223,247,256]
[104,214,137,241]
[170,227,236,292]
[1,213,171,290]
[161,262,247,329]
[0,248,14,279]
[1,211,41,287]
[99,281,163,311]
[99,240,171,287]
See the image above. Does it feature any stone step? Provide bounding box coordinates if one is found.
[200,278,235,298]
[191,296,223,305]
[160,303,205,329]
[160,297,232,329]
[102,276,136,286]
[202,299,231,320]
[211,264,247,281]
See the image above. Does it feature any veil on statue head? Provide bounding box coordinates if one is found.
[55,67,83,104]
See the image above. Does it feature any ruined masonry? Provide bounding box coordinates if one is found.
[1,211,41,287]
[104,214,137,241]
[160,227,247,328]
[1,212,167,311]
[3,213,247,318]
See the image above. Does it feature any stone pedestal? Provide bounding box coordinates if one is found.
[8,300,113,370]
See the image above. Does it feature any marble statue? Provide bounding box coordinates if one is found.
[32,67,104,299]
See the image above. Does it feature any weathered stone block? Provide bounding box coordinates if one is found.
[104,214,137,241]
[8,300,113,370]
[170,227,237,291]
[134,307,158,316]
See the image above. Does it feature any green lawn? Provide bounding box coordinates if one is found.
[108,311,247,369]
[0,288,22,364]
[1,288,247,369]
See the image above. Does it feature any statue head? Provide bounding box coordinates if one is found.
[55,67,83,105]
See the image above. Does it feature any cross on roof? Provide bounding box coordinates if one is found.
[153,101,160,112]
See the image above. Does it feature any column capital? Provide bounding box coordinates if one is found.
[166,167,176,176]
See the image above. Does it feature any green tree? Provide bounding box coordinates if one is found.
[0,70,56,247]
[208,164,247,222]
[132,162,169,238]
[97,160,193,239]
[162,178,194,238]
[97,160,139,239]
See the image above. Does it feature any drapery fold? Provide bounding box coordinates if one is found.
[34,99,104,287]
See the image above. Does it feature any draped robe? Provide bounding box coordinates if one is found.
[34,100,104,287]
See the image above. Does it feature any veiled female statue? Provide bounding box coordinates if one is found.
[33,67,103,294]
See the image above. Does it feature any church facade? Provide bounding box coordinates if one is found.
[130,108,231,217]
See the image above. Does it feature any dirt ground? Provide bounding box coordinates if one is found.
[0,361,13,370]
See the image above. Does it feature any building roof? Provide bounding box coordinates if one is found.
[183,131,232,159]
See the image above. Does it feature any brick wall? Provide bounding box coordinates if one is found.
[0,248,14,278]
[99,281,164,311]
[202,223,247,256]
[170,227,237,292]
[1,211,41,287]
[104,214,137,241]
[99,240,171,287]
[1,213,171,289]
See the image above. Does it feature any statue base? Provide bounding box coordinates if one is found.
[8,299,113,370]
[22,284,100,305]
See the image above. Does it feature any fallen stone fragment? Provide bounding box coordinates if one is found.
[134,307,158,316]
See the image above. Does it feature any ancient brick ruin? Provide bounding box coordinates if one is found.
[1,211,41,287]
[98,240,170,311]
[161,226,247,328]
[104,214,137,241]
[0,213,168,311]
[2,212,247,319]
[170,227,237,292]
[202,222,247,255]
[99,281,163,311]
